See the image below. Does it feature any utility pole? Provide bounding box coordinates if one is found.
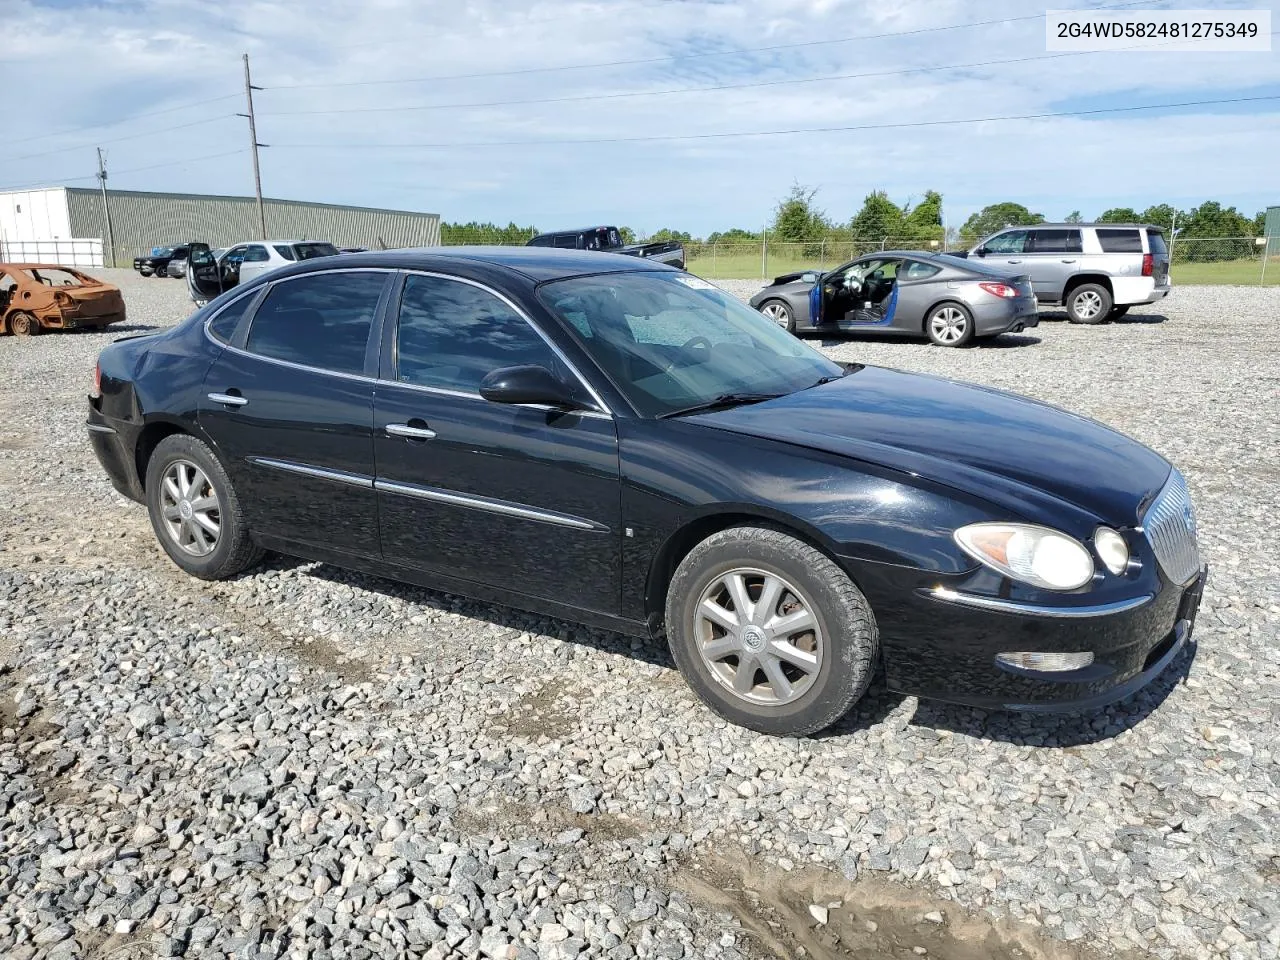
[239,53,267,240]
[96,147,116,267]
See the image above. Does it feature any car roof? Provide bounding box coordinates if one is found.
[993,222,1163,231]
[2,263,90,271]
[533,227,616,236]
[263,246,674,283]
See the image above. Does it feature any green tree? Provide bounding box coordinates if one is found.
[1179,201,1256,237]
[618,226,637,245]
[849,191,906,238]
[707,228,761,244]
[1139,204,1180,232]
[1064,210,1083,223]
[902,190,944,241]
[959,202,1044,240]
[771,183,831,242]
[648,228,692,242]
[1097,207,1141,223]
[1253,210,1267,235]
[440,221,537,244]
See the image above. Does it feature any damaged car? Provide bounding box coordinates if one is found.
[1,264,126,335]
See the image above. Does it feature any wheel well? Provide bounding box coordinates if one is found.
[643,512,841,629]
[134,423,189,491]
[1062,274,1112,299]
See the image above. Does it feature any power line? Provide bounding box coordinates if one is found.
[1,114,240,164]
[256,45,1180,119]
[271,94,1280,150]
[2,93,241,149]
[0,149,249,194]
[263,0,1157,90]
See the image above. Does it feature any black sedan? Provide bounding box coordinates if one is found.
[87,249,1206,736]
[749,252,1039,345]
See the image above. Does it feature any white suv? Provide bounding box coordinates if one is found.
[963,224,1171,323]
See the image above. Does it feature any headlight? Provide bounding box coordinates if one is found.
[1094,527,1129,576]
[954,523,1094,591]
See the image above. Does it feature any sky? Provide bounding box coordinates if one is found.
[1,0,1278,236]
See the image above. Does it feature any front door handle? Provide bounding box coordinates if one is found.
[386,422,436,441]
[1060,258,1077,263]
[208,392,248,407]
[1006,259,1022,264]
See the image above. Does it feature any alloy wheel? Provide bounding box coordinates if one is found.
[1073,290,1104,320]
[693,567,823,706]
[158,459,221,556]
[761,302,790,328]
[930,307,968,344]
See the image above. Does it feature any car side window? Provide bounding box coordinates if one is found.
[527,235,554,248]
[552,235,579,250]
[1096,228,1143,253]
[224,246,248,264]
[207,292,258,344]
[395,275,571,395]
[1029,229,1082,254]
[243,245,270,263]
[900,261,941,281]
[273,245,297,261]
[982,231,1029,254]
[245,271,387,375]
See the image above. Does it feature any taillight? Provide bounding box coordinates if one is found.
[979,282,1018,299]
[91,361,101,398]
[1141,254,1154,277]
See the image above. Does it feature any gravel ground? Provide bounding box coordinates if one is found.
[1,268,1277,960]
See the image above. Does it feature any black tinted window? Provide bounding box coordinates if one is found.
[1096,228,1142,253]
[246,272,386,375]
[273,245,297,261]
[243,245,270,263]
[527,235,554,247]
[207,292,257,343]
[1146,230,1168,255]
[1030,229,1082,254]
[396,275,563,393]
[552,235,579,250]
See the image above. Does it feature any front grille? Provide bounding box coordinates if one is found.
[1142,469,1201,585]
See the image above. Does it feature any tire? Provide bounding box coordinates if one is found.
[145,434,264,580]
[925,302,974,347]
[1066,283,1112,324]
[1106,305,1130,321]
[665,526,879,736]
[9,312,39,336]
[758,299,796,334]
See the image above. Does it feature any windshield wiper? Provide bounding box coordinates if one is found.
[658,393,785,419]
[804,363,864,390]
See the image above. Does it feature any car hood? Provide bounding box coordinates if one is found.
[693,366,1171,531]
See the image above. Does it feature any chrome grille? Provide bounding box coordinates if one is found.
[1142,469,1201,585]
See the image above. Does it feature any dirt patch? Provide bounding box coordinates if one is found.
[675,851,1148,960]
[486,681,585,741]
[453,796,647,846]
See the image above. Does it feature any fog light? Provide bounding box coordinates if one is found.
[995,651,1095,672]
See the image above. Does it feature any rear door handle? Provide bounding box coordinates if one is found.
[386,422,436,440]
[208,392,247,407]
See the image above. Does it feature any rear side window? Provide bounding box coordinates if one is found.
[273,245,297,261]
[246,272,387,375]
[1096,228,1142,253]
[293,243,339,260]
[395,275,566,394]
[1029,229,1082,254]
[1146,230,1168,255]
[207,292,257,344]
[552,235,579,250]
[900,261,941,281]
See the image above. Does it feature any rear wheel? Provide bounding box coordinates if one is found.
[9,312,38,336]
[1066,283,1112,324]
[665,526,879,736]
[925,303,974,347]
[145,434,264,580]
[759,299,796,334]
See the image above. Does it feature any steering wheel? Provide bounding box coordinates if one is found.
[681,336,712,353]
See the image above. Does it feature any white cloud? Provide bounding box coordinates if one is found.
[2,0,1277,234]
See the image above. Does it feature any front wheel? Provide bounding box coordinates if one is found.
[145,434,264,580]
[665,526,879,736]
[1066,283,1112,324]
[758,299,796,334]
[8,312,39,336]
[925,303,974,347]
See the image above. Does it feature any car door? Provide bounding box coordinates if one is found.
[810,259,862,326]
[976,229,1030,277]
[892,258,944,331]
[186,243,225,302]
[1026,228,1083,300]
[236,244,274,283]
[373,271,622,614]
[198,268,394,559]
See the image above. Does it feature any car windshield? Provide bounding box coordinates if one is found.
[292,242,339,260]
[151,247,175,257]
[538,272,843,418]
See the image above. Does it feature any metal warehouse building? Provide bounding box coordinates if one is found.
[0,186,441,267]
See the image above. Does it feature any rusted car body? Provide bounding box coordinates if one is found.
[0,264,126,335]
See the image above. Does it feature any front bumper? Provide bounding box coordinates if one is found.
[859,559,1207,712]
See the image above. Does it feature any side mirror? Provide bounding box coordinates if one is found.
[479,365,581,409]
[974,247,988,257]
[800,272,819,283]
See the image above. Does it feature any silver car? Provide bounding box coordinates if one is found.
[749,252,1039,347]
[960,223,1171,323]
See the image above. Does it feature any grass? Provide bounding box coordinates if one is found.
[688,251,1280,285]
